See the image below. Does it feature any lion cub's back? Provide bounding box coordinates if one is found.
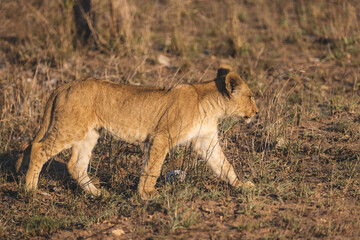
[48,79,172,142]
[40,79,107,138]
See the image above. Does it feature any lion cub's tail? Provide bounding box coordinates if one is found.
[15,89,59,173]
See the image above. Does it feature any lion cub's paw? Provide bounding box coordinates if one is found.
[234,180,255,189]
[100,188,110,199]
[243,180,255,188]
[87,188,110,199]
[139,189,158,201]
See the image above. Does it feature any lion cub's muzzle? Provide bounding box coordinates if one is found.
[243,110,259,124]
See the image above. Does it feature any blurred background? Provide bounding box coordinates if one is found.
[0,1,360,239]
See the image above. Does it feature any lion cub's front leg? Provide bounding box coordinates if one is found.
[138,135,169,200]
[192,132,254,188]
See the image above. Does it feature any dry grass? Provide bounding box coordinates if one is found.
[1,0,360,239]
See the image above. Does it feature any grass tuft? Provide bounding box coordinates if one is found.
[1,0,360,239]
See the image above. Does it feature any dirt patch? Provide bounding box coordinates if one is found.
[1,0,360,239]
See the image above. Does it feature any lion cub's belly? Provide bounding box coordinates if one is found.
[177,120,217,145]
[106,125,149,143]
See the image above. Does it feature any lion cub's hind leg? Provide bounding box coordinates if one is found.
[67,129,102,197]
[25,134,71,192]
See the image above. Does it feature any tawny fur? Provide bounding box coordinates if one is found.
[17,66,258,200]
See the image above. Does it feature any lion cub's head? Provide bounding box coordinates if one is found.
[216,65,258,123]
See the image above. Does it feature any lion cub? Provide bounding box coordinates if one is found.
[17,65,258,200]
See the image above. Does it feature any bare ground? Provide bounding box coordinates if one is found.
[1,0,360,239]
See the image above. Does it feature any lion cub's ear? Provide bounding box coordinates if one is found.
[225,72,244,94]
[217,64,233,78]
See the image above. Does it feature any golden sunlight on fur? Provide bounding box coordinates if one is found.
[16,65,258,200]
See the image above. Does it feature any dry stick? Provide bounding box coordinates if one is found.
[197,64,212,83]
[254,46,265,69]
[352,69,358,95]
[128,57,147,84]
[342,155,359,194]
[76,0,107,51]
[169,66,182,88]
